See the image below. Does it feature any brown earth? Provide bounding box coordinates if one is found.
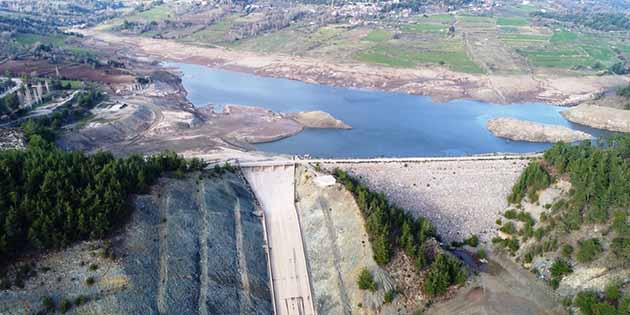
[0,59,135,86]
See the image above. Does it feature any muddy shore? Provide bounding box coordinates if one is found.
[77,28,628,106]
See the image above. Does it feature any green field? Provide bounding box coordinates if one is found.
[550,29,579,43]
[14,33,67,47]
[497,17,529,26]
[138,5,171,21]
[356,41,484,74]
[363,29,392,42]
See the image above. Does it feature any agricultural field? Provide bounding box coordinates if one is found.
[101,2,630,76]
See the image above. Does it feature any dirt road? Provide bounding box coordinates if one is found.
[428,255,565,315]
[243,165,316,315]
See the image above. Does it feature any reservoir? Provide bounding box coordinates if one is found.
[169,62,606,158]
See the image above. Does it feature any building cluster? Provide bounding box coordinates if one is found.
[16,81,50,110]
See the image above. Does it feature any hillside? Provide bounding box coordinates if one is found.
[493,134,630,314]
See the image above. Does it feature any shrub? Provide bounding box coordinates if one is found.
[520,222,534,240]
[74,295,88,306]
[476,249,487,260]
[550,259,572,279]
[611,237,630,259]
[503,209,518,220]
[618,84,630,97]
[89,264,98,271]
[542,238,559,253]
[384,290,395,304]
[492,237,520,254]
[500,222,517,235]
[604,281,621,302]
[592,302,616,315]
[550,278,560,290]
[612,211,630,237]
[619,293,630,315]
[534,228,545,241]
[357,268,377,292]
[60,298,71,314]
[464,235,479,247]
[576,239,603,263]
[575,291,599,315]
[85,277,95,286]
[561,244,574,259]
[41,296,55,311]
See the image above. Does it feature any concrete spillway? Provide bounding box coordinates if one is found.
[243,164,316,315]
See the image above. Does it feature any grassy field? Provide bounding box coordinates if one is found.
[14,33,67,47]
[356,38,484,73]
[362,29,392,42]
[138,5,171,20]
[497,17,529,26]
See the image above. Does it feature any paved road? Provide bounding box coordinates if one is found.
[243,164,315,315]
[236,153,540,168]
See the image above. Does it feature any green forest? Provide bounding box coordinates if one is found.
[0,133,206,264]
[333,168,467,297]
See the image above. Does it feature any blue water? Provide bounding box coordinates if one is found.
[169,62,606,158]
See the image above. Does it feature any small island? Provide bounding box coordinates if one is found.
[288,111,352,130]
[486,117,593,143]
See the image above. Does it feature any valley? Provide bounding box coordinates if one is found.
[0,1,629,315]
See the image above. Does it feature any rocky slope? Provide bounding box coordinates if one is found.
[486,118,593,143]
[0,171,273,315]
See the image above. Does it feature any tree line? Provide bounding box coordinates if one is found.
[0,131,206,265]
[333,168,466,297]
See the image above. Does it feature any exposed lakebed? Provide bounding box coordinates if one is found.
[170,62,606,157]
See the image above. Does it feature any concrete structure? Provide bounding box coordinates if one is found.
[243,164,316,315]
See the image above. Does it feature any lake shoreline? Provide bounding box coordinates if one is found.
[162,62,608,157]
[78,28,627,107]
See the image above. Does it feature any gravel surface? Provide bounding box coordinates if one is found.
[324,159,530,244]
